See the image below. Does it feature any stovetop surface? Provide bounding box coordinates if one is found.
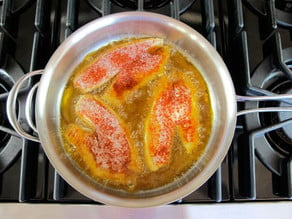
[0,0,291,204]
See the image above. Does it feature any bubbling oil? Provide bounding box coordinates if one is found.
[60,38,213,192]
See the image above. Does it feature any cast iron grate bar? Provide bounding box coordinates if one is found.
[264,32,292,81]
[0,0,16,40]
[87,0,111,16]
[65,0,78,37]
[228,0,256,199]
[202,0,223,203]
[208,167,222,202]
[0,0,35,65]
[244,120,292,199]
[231,0,244,34]
[137,0,143,10]
[170,0,180,19]
[259,0,277,40]
[52,0,73,202]
[288,156,292,198]
[52,0,90,202]
[0,0,14,66]
[53,171,65,201]
[228,0,251,93]
[261,0,292,80]
[202,0,215,42]
[19,0,52,202]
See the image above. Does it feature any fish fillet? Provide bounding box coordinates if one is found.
[145,79,200,171]
[73,38,169,97]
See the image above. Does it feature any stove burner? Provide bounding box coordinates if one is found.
[278,89,292,140]
[244,0,292,28]
[245,47,292,176]
[259,80,292,156]
[0,56,28,174]
[0,74,12,145]
[276,0,292,13]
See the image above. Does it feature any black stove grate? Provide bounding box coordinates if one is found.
[0,0,291,204]
[228,0,292,201]
[110,0,171,9]
[49,0,227,204]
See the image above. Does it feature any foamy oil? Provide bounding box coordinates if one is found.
[60,38,213,192]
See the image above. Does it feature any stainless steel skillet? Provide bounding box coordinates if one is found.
[6,12,292,207]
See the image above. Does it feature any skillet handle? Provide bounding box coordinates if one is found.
[7,70,43,142]
[236,94,292,116]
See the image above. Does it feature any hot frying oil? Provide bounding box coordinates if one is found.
[60,38,213,192]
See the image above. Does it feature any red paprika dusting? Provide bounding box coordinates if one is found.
[75,95,132,173]
[73,38,167,96]
[145,80,198,171]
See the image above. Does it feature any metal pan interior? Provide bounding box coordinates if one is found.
[35,12,237,207]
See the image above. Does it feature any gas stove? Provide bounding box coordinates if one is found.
[0,0,291,207]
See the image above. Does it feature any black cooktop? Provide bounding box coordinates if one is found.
[0,0,291,204]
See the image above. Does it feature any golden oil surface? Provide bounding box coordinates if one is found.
[60,38,213,192]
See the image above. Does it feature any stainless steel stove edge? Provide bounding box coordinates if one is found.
[0,202,291,219]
